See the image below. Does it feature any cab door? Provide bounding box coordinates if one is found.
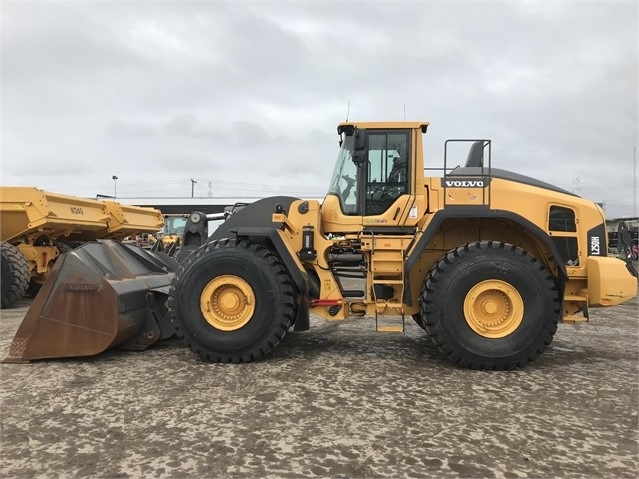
[360,129,413,229]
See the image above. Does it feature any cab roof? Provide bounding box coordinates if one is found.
[338,121,429,134]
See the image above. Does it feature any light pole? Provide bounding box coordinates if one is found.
[191,178,197,198]
[112,175,118,198]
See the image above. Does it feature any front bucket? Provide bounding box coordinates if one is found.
[3,240,177,362]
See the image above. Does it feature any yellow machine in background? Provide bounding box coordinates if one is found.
[5,122,637,369]
[154,214,189,254]
[152,206,247,257]
[0,187,163,307]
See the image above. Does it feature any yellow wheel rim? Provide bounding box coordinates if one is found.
[463,279,524,338]
[200,275,255,331]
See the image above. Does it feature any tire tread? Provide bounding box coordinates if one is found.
[168,238,296,363]
[420,240,560,370]
[1,242,30,308]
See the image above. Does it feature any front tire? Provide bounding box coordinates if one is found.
[420,241,560,370]
[169,239,296,362]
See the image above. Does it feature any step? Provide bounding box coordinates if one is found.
[375,301,404,309]
[376,324,404,333]
[564,295,587,302]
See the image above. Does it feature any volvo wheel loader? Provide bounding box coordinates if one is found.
[5,122,637,369]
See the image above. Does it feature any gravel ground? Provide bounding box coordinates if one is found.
[0,292,637,479]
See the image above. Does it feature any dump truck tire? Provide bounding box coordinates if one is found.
[169,238,296,363]
[1,242,30,309]
[420,241,560,370]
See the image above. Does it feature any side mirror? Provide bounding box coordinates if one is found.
[352,129,367,165]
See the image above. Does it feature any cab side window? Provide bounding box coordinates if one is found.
[365,131,409,216]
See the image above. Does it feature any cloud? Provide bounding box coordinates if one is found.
[1,1,636,216]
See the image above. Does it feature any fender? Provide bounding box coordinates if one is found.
[228,226,311,331]
[403,207,568,304]
[208,196,310,331]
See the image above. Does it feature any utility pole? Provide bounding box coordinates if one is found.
[190,178,197,198]
[112,175,118,198]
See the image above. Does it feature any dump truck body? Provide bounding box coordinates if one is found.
[0,187,164,243]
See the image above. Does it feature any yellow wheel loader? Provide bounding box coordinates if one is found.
[5,122,637,369]
[152,214,189,255]
[152,206,248,258]
[0,187,164,307]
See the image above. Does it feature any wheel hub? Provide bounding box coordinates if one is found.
[463,279,524,338]
[200,275,255,331]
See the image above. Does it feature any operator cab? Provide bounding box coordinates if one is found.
[323,121,429,234]
[161,215,188,236]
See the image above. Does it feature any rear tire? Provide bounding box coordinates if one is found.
[420,241,560,370]
[1,242,30,309]
[169,238,296,362]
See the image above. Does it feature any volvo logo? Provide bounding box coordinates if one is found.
[442,178,489,188]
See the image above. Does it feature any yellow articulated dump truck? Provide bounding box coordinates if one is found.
[4,122,637,369]
[0,187,164,308]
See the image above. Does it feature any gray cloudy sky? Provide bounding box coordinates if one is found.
[1,1,637,217]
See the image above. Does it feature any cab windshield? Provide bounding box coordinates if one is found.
[327,135,358,214]
[162,216,188,235]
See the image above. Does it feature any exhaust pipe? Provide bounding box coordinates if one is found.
[3,240,177,363]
